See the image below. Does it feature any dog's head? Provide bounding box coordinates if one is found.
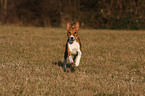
[67,21,79,42]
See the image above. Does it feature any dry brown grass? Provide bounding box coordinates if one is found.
[0,26,145,96]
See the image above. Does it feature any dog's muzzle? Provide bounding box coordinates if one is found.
[69,35,75,42]
[71,37,74,41]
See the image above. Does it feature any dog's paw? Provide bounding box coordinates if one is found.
[71,67,75,72]
[70,63,75,72]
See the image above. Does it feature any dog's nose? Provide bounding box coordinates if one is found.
[71,37,74,41]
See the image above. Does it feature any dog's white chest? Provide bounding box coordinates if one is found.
[68,41,80,55]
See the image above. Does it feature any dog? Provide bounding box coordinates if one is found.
[63,21,82,71]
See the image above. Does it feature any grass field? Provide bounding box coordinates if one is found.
[0,26,145,96]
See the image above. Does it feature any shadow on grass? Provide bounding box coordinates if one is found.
[52,61,74,72]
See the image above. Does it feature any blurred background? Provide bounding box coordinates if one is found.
[0,0,145,29]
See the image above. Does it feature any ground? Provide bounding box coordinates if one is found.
[0,26,145,95]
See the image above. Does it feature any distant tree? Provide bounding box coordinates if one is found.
[0,0,7,15]
[0,0,144,29]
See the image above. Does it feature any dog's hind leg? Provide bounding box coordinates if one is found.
[63,58,67,72]
[63,43,68,72]
[63,52,67,72]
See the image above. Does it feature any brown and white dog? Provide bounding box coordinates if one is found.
[63,21,82,71]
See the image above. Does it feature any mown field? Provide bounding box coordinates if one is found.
[0,26,145,96]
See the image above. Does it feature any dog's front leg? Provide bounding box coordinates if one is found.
[75,50,82,67]
[68,55,74,64]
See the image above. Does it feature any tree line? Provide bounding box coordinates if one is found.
[0,0,145,29]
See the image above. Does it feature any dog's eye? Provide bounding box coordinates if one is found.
[68,32,71,34]
[74,32,76,34]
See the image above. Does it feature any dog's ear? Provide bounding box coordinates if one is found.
[67,21,71,31]
[75,21,79,31]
